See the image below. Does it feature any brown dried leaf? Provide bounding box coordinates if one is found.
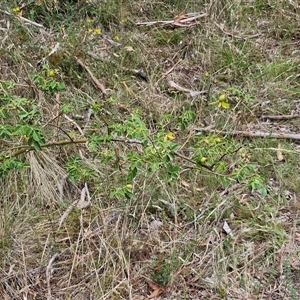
[173,13,187,23]
[146,288,164,299]
[145,281,164,300]
[147,280,160,290]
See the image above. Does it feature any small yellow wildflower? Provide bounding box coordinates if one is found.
[199,157,207,163]
[164,132,175,142]
[121,19,127,24]
[12,7,20,13]
[219,94,227,101]
[126,184,133,189]
[114,35,120,41]
[88,28,93,33]
[47,70,56,77]
[87,19,92,23]
[218,94,230,109]
[204,72,209,77]
[218,101,230,109]
[93,29,101,35]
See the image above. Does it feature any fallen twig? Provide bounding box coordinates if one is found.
[46,253,59,300]
[260,114,300,120]
[64,114,84,136]
[74,57,107,95]
[195,127,300,140]
[168,80,207,97]
[214,21,261,39]
[0,9,44,28]
[38,43,60,65]
[0,137,145,162]
[58,200,78,229]
[162,59,182,78]
[136,12,208,27]
[0,139,87,162]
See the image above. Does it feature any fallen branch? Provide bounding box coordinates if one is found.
[0,137,145,162]
[64,114,84,136]
[0,139,87,162]
[260,114,300,120]
[136,12,208,27]
[0,9,44,28]
[168,80,207,97]
[195,127,300,140]
[74,57,107,95]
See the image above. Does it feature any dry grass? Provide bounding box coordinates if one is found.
[1,0,300,299]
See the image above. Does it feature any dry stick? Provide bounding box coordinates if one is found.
[136,12,208,27]
[0,139,87,162]
[0,9,44,28]
[168,80,207,97]
[179,13,209,23]
[195,128,300,140]
[74,57,106,95]
[64,114,85,136]
[213,21,261,39]
[260,114,300,120]
[162,59,182,78]
[0,137,144,162]
[46,253,59,300]
[58,200,78,229]
[54,93,61,138]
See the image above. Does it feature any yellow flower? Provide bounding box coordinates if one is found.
[47,70,56,77]
[204,72,209,77]
[126,184,133,189]
[87,19,92,23]
[199,157,207,163]
[12,7,20,13]
[219,94,227,102]
[114,35,120,41]
[88,28,93,33]
[218,101,230,109]
[121,18,127,24]
[218,94,230,109]
[164,132,175,142]
[93,29,101,35]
